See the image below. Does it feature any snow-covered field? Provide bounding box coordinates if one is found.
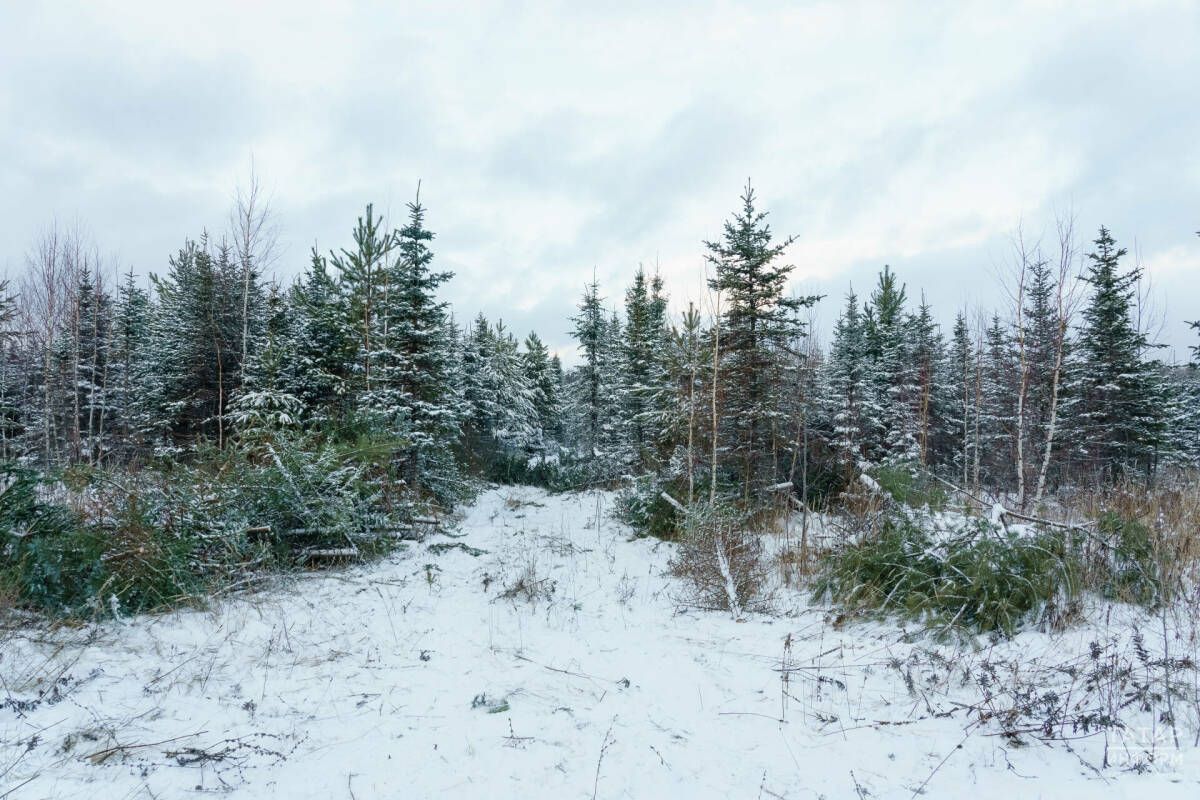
[3,486,1199,799]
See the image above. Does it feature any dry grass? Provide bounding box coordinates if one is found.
[669,503,771,616]
[1062,472,1200,605]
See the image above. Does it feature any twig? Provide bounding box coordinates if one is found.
[910,731,970,798]
[86,730,208,764]
[592,717,617,800]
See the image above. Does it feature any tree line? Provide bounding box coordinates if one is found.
[1,181,1197,521]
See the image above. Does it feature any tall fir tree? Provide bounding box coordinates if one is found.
[704,182,819,498]
[825,290,874,475]
[862,266,917,463]
[1070,227,1165,479]
[384,195,461,499]
[621,267,670,472]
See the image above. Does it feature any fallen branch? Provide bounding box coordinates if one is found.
[86,731,208,764]
[659,491,686,513]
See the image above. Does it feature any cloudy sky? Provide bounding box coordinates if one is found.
[3,0,1198,362]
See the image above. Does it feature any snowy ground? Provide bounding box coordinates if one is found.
[3,486,1199,799]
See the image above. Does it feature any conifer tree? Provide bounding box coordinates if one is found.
[522,331,563,450]
[909,294,948,469]
[862,266,916,463]
[664,303,708,503]
[948,312,974,487]
[981,314,1018,488]
[330,205,394,403]
[704,182,819,498]
[229,283,303,438]
[150,237,246,449]
[290,249,356,422]
[1071,227,1165,479]
[825,290,872,475]
[109,270,153,461]
[0,281,20,461]
[570,279,608,472]
[383,195,461,497]
[621,267,670,472]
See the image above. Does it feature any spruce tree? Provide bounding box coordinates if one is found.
[621,267,670,472]
[862,266,916,463]
[948,312,974,487]
[825,290,872,475]
[229,283,303,438]
[110,270,153,461]
[290,249,356,423]
[384,195,461,498]
[704,182,819,498]
[522,331,563,450]
[149,236,245,450]
[1071,227,1164,479]
[570,279,608,472]
[0,281,20,461]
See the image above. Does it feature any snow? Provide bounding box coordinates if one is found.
[3,486,1199,798]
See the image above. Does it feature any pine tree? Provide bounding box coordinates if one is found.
[825,290,873,475]
[862,266,916,463]
[522,331,563,450]
[229,283,303,438]
[383,195,461,498]
[704,182,819,498]
[570,279,608,472]
[621,267,670,472]
[110,270,153,461]
[330,205,394,404]
[1071,227,1165,479]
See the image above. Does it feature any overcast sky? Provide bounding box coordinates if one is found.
[2,0,1198,363]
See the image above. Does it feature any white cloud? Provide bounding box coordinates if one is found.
[2,0,1197,360]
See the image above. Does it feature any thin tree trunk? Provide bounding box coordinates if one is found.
[1014,245,1029,508]
[972,322,984,495]
[687,327,696,504]
[710,292,720,505]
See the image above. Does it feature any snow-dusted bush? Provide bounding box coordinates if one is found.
[616,473,682,540]
[669,502,771,617]
[814,511,1079,634]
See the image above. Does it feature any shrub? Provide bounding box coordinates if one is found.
[814,511,1079,634]
[616,474,682,540]
[870,464,948,511]
[669,502,770,616]
[485,449,584,492]
[0,462,92,613]
[1091,511,1161,606]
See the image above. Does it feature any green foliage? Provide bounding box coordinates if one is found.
[484,450,582,492]
[616,474,682,539]
[870,465,948,511]
[1,462,91,612]
[1,428,418,618]
[1094,511,1161,606]
[815,512,1078,634]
